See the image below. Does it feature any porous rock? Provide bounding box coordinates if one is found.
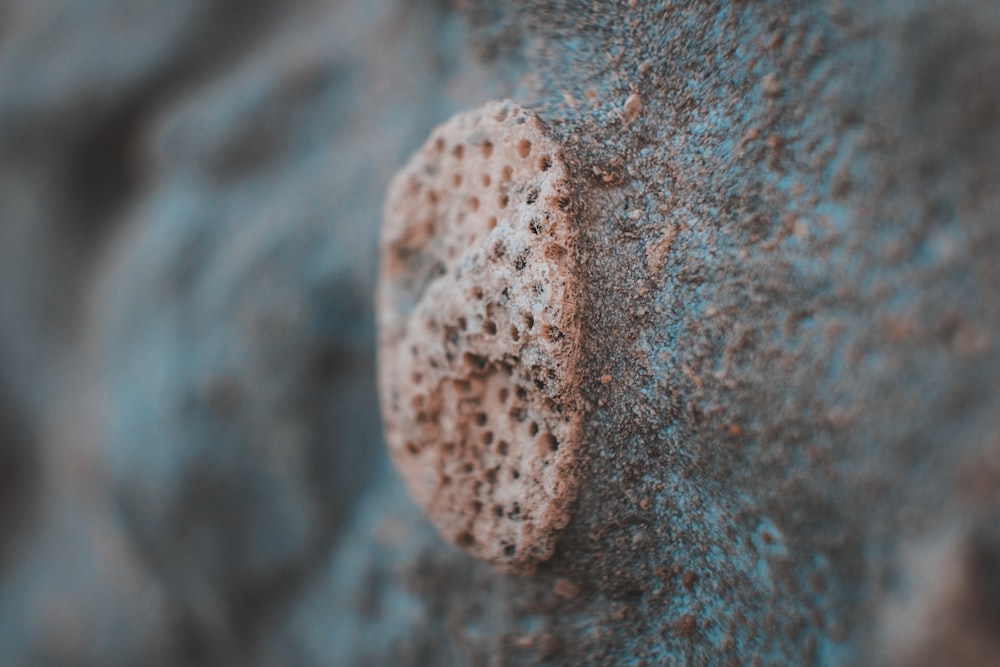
[378,101,582,572]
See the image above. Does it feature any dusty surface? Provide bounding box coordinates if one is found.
[0,0,997,665]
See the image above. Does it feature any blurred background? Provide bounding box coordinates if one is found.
[0,1,517,663]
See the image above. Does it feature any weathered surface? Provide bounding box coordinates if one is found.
[379,101,582,572]
[0,0,997,665]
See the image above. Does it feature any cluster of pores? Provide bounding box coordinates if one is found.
[377,101,582,572]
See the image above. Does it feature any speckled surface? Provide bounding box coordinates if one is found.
[379,100,583,572]
[0,0,997,664]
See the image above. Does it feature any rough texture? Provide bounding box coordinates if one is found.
[0,0,997,665]
[379,101,582,572]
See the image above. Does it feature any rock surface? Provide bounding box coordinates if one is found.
[0,0,997,665]
[379,100,582,572]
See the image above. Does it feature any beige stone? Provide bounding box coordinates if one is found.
[377,101,582,572]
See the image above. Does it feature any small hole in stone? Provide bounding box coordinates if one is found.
[498,440,509,456]
[453,379,472,394]
[482,431,494,445]
[471,286,484,300]
[499,193,509,208]
[530,218,543,234]
[510,406,527,422]
[463,352,488,371]
[504,544,516,557]
[502,165,513,181]
[482,174,491,187]
[456,531,475,547]
[516,386,528,401]
[453,173,462,187]
[498,388,509,403]
[494,505,504,518]
[482,141,494,158]
[525,314,535,330]
[458,317,467,331]
[472,500,483,514]
[488,216,497,230]
[558,197,570,210]
[511,469,520,480]
[534,378,545,390]
[406,441,420,455]
[484,320,497,335]
[542,433,559,452]
[487,469,498,484]
[526,188,539,205]
[544,325,564,342]
[475,412,488,426]
[529,421,539,436]
[463,462,474,473]
[514,254,527,271]
[469,196,480,211]
[434,137,446,152]
[539,155,552,171]
[453,144,465,160]
[411,371,423,383]
[510,326,520,341]
[518,139,531,158]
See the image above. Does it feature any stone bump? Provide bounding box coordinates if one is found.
[377,100,584,573]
